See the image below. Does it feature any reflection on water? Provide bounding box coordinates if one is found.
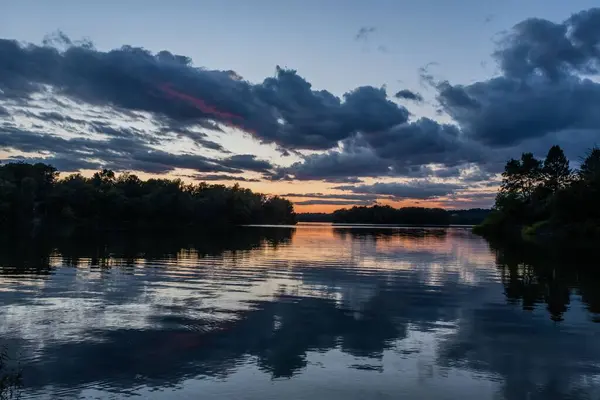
[0,224,599,399]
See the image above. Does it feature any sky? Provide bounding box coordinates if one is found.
[1,0,600,212]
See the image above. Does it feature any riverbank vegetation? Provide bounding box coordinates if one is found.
[316,205,490,225]
[296,213,335,223]
[0,163,296,235]
[332,205,450,225]
[473,145,600,247]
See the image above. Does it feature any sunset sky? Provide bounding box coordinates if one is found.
[1,0,600,212]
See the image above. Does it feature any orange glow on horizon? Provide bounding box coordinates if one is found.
[65,169,491,213]
[290,199,428,213]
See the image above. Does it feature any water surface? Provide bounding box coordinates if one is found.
[0,224,599,399]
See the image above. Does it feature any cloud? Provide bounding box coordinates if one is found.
[279,7,600,184]
[355,27,376,41]
[494,9,600,80]
[334,181,465,199]
[157,124,230,152]
[184,174,261,182]
[20,107,231,153]
[294,199,374,206]
[3,8,600,200]
[0,125,248,174]
[220,154,274,173]
[6,155,101,172]
[367,118,485,167]
[394,89,424,102]
[435,8,600,152]
[283,143,392,181]
[193,138,230,153]
[89,122,155,142]
[438,190,498,209]
[324,177,363,184]
[280,118,488,182]
[22,110,88,125]
[0,36,409,150]
[282,192,380,201]
[437,76,600,147]
[0,105,10,116]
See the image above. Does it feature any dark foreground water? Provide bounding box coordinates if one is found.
[0,224,599,399]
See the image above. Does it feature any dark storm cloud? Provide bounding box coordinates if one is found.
[281,118,487,181]
[285,7,600,183]
[437,76,600,147]
[0,105,10,116]
[436,82,480,109]
[494,8,600,80]
[220,154,273,173]
[367,118,484,167]
[334,181,465,199]
[437,8,600,148]
[3,8,600,188]
[0,35,409,150]
[283,144,393,180]
[394,89,424,102]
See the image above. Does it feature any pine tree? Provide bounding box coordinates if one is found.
[542,145,571,193]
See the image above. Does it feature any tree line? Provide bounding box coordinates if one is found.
[0,163,296,235]
[329,205,489,225]
[474,145,600,246]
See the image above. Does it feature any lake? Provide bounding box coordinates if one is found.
[0,223,599,399]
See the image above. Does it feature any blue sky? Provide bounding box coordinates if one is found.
[1,1,600,211]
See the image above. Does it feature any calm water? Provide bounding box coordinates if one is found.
[0,223,599,399]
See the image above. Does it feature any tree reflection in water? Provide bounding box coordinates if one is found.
[0,226,598,399]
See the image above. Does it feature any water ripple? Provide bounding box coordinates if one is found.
[0,225,598,399]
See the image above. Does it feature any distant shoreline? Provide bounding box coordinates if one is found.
[297,206,490,226]
[246,222,477,228]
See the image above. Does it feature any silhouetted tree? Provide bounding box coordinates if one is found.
[332,205,452,225]
[499,152,542,203]
[542,145,571,193]
[579,147,600,182]
[0,163,297,235]
[475,145,600,246]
